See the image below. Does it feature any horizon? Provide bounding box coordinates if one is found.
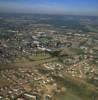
[0,0,98,16]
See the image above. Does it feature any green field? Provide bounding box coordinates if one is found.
[54,91,82,100]
[86,25,98,32]
[53,75,97,100]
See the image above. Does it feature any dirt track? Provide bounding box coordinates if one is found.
[0,57,58,70]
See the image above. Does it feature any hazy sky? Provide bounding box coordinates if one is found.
[0,0,98,16]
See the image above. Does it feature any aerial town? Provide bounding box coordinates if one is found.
[0,14,98,100]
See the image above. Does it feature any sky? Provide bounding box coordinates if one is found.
[0,0,98,16]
